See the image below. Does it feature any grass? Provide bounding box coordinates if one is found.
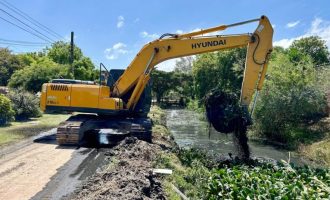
[298,117,330,167]
[0,113,69,146]
[299,137,330,167]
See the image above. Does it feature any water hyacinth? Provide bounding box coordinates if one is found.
[206,162,330,199]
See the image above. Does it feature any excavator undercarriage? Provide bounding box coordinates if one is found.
[56,114,152,146]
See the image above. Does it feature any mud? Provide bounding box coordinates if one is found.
[205,90,251,158]
[69,136,169,200]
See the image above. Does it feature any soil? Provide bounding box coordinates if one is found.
[0,129,75,200]
[68,136,173,200]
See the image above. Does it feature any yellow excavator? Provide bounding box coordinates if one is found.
[40,16,273,146]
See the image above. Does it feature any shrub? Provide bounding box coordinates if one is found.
[7,88,42,120]
[253,53,328,146]
[0,94,14,125]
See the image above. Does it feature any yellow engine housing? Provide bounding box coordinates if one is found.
[40,83,124,114]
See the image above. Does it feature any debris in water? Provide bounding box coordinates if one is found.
[205,90,251,159]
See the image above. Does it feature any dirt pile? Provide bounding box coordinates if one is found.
[69,137,166,200]
[205,90,251,159]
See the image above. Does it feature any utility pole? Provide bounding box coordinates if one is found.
[70,31,74,79]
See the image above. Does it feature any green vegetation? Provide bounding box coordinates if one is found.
[0,113,69,146]
[0,48,22,86]
[151,70,193,106]
[156,147,330,199]
[253,48,328,147]
[193,48,245,100]
[289,36,330,66]
[7,88,42,120]
[207,161,330,199]
[1,41,98,91]
[151,57,194,105]
[0,94,15,126]
[299,118,330,167]
[8,57,69,93]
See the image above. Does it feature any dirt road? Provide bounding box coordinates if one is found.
[0,129,107,200]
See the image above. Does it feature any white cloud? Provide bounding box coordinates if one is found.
[286,20,300,28]
[104,42,128,60]
[176,30,183,34]
[274,18,330,48]
[274,38,297,48]
[156,56,196,72]
[117,15,124,28]
[155,58,179,72]
[140,31,159,39]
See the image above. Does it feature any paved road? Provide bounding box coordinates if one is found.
[0,129,106,200]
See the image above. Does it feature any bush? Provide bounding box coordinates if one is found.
[7,88,42,120]
[0,94,14,125]
[253,53,327,145]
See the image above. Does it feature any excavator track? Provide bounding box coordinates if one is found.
[56,114,152,146]
[57,123,81,145]
[56,115,90,145]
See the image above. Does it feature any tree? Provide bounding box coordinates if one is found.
[47,41,83,64]
[173,72,194,100]
[289,36,330,66]
[46,41,97,80]
[174,56,194,74]
[16,52,44,67]
[8,57,70,93]
[192,48,246,100]
[0,48,23,86]
[73,57,98,81]
[151,70,179,102]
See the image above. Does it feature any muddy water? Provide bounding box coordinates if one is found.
[166,109,307,165]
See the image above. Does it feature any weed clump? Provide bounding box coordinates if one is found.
[205,90,251,158]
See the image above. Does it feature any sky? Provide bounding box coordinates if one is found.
[1,0,330,71]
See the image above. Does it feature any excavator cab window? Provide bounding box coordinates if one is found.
[107,69,125,88]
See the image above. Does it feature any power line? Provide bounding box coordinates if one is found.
[0,8,55,43]
[0,41,48,46]
[0,0,63,40]
[0,38,49,45]
[0,15,52,43]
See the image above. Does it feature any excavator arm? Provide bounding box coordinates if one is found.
[112,16,273,110]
